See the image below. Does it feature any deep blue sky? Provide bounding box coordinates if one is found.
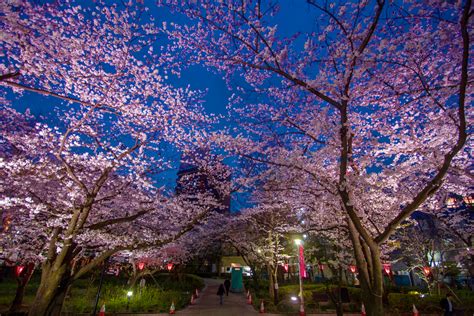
[11,1,316,117]
[7,1,318,210]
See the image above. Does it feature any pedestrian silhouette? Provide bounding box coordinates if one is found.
[217,284,225,305]
[224,279,231,296]
[440,293,454,316]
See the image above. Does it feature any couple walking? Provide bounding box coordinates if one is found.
[217,279,231,305]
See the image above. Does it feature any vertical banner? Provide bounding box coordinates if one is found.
[299,245,307,278]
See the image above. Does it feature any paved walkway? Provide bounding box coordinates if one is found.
[177,278,261,316]
[116,278,360,315]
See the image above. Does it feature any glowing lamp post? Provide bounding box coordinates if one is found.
[294,239,305,315]
[126,291,133,310]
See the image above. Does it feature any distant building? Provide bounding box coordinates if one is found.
[175,151,231,214]
[176,151,231,275]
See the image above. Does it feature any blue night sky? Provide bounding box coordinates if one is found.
[6,1,320,211]
[12,1,316,118]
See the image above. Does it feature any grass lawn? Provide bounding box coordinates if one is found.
[244,279,474,315]
[0,271,204,314]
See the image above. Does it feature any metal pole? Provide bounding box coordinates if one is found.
[93,258,108,316]
[297,247,304,306]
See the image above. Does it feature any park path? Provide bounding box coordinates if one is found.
[176,278,264,316]
[117,278,359,316]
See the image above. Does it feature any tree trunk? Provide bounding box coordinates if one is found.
[326,266,344,316]
[9,263,35,313]
[272,272,279,305]
[267,264,274,300]
[250,265,260,289]
[347,219,384,316]
[28,262,70,316]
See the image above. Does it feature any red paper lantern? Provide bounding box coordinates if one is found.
[349,265,357,274]
[138,262,145,271]
[15,265,25,277]
[318,263,324,271]
[283,263,289,272]
[167,263,173,271]
[422,266,431,276]
[383,263,391,275]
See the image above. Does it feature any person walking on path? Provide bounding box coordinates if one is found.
[224,279,231,296]
[217,284,225,305]
[440,293,455,316]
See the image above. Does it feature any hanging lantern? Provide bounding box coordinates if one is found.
[349,265,357,274]
[138,262,145,271]
[167,263,173,271]
[422,266,431,276]
[15,265,25,277]
[383,263,391,275]
[318,263,324,271]
[282,263,289,272]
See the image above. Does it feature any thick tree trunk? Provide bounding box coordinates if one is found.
[357,251,384,316]
[28,262,71,316]
[9,263,35,313]
[272,273,279,305]
[10,281,28,313]
[347,219,384,316]
[267,264,274,300]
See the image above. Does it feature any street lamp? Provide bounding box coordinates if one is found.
[294,239,305,316]
[126,291,133,310]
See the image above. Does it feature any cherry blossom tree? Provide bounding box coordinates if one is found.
[233,207,292,303]
[164,1,472,314]
[427,195,473,277]
[0,2,217,315]
[125,242,193,287]
[390,220,451,293]
[1,105,216,314]
[222,174,303,304]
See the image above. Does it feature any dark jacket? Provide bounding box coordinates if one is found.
[217,284,225,296]
[440,297,454,315]
[224,279,231,289]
